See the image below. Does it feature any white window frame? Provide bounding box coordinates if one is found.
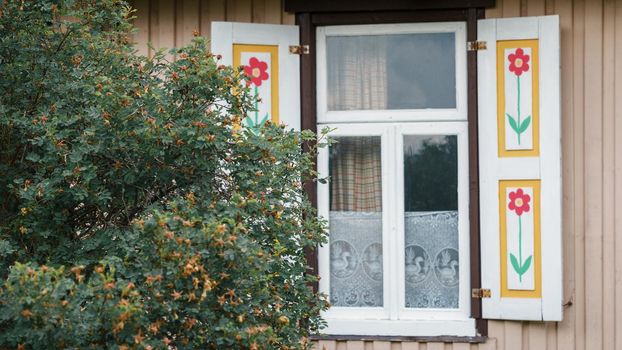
[317,124,393,322]
[317,123,473,336]
[316,22,468,124]
[395,122,471,323]
[316,22,475,337]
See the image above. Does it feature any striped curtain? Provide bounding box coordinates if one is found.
[329,137,382,212]
[327,36,388,110]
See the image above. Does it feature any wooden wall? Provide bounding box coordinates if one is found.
[129,0,622,349]
[130,0,294,58]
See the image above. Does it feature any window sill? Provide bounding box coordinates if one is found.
[318,318,478,339]
[310,334,488,344]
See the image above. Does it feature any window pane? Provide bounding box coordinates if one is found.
[403,135,459,309]
[329,136,383,307]
[326,33,456,111]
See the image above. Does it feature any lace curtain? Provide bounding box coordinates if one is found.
[329,211,459,309]
[404,211,459,309]
[329,211,383,307]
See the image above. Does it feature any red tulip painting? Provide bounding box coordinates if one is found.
[505,48,531,145]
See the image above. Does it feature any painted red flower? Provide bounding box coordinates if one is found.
[244,57,269,87]
[508,188,531,216]
[508,48,530,76]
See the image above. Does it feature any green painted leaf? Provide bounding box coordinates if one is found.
[506,113,519,133]
[519,115,532,133]
[520,255,533,275]
[259,113,269,126]
[244,116,261,135]
[510,253,521,274]
[244,116,255,128]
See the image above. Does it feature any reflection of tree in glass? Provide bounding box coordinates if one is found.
[404,136,457,212]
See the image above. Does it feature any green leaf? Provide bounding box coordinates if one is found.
[0,239,16,256]
[506,113,519,133]
[519,115,532,133]
[25,153,40,162]
[520,255,533,275]
[510,253,521,274]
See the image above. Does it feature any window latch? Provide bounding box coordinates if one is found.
[472,288,492,298]
[289,45,310,55]
[467,41,487,51]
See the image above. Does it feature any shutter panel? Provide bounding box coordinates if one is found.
[477,16,562,321]
[211,22,300,130]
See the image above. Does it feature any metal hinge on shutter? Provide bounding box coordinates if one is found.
[289,45,309,55]
[472,288,492,298]
[467,41,487,51]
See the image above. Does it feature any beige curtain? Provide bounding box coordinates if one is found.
[327,36,388,110]
[330,137,382,212]
[327,37,386,211]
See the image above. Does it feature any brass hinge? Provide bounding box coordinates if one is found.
[467,41,487,51]
[289,45,310,55]
[472,288,492,298]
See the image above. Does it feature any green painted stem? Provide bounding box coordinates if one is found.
[254,86,259,127]
[518,215,523,282]
[517,76,521,145]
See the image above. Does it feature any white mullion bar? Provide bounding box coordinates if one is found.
[380,125,393,318]
[387,126,399,320]
[395,126,406,318]
[316,136,330,304]
[457,124,472,320]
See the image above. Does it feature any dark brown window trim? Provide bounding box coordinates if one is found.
[311,9,474,26]
[300,11,319,293]
[296,7,487,339]
[286,0,495,13]
[467,7,487,337]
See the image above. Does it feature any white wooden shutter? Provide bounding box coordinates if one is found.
[211,22,300,130]
[478,16,562,321]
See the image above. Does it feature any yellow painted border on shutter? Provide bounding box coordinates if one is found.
[233,44,279,124]
[496,40,540,158]
[499,179,542,298]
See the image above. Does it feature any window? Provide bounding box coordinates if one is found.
[316,23,475,336]
[212,10,563,337]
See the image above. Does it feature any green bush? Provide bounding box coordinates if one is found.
[0,1,328,348]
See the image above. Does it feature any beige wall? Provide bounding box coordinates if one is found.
[129,0,622,349]
[130,0,294,58]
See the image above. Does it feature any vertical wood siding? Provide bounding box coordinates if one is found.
[486,2,619,349]
[130,0,294,57]
[128,0,621,349]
